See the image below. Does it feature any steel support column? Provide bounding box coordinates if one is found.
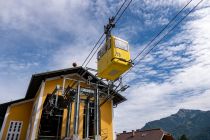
[73,82,80,140]
[62,77,66,95]
[65,102,72,137]
[85,98,90,139]
[55,85,60,108]
[56,115,61,140]
[94,85,101,140]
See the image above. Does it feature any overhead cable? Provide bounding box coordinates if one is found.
[123,0,203,78]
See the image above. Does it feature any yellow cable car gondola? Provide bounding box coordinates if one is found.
[97,35,132,81]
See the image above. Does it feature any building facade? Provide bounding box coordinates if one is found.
[0,67,126,140]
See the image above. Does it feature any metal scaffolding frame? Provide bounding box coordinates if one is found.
[73,82,80,140]
[84,97,90,139]
[61,76,104,140]
[94,84,101,140]
[65,102,72,137]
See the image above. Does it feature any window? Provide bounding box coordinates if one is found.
[6,121,22,140]
[97,44,106,60]
[97,39,111,60]
[115,38,128,51]
[83,102,95,138]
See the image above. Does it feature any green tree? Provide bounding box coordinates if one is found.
[178,134,188,140]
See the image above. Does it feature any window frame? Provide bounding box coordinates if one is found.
[6,121,23,140]
[114,38,129,51]
[97,38,111,60]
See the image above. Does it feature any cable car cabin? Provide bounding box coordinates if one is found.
[97,36,132,81]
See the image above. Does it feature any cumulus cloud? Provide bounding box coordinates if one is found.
[0,0,111,102]
[115,0,210,132]
[0,0,210,135]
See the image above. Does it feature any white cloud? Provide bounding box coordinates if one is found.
[0,0,105,103]
[51,42,99,69]
[0,74,30,103]
[0,0,210,135]
[115,0,210,132]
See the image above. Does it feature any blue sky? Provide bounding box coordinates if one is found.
[0,0,210,132]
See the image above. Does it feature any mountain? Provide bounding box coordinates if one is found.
[141,109,210,140]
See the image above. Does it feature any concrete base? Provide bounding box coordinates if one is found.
[95,135,101,140]
[73,135,80,140]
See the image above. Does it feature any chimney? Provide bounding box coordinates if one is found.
[132,130,135,137]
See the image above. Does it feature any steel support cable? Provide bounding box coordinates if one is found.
[117,0,195,83]
[85,0,191,90]
[83,37,106,68]
[80,0,134,104]
[132,0,194,62]
[68,0,132,86]
[45,0,133,113]
[100,0,204,107]
[115,0,133,24]
[80,0,134,107]
[66,0,130,88]
[122,0,204,79]
[83,0,132,68]
[68,34,105,88]
[100,80,122,106]
[82,33,105,67]
[82,0,129,67]
[66,0,134,94]
[114,0,128,18]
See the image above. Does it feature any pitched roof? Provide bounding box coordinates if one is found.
[0,99,26,118]
[0,67,126,118]
[117,129,174,140]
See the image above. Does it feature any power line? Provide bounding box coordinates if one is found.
[123,0,204,78]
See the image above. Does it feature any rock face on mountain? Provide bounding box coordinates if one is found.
[141,109,210,140]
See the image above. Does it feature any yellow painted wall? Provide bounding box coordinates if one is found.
[62,99,113,140]
[37,78,76,139]
[2,76,114,140]
[34,79,64,139]
[26,81,43,140]
[39,77,89,139]
[61,108,67,137]
[101,100,113,140]
[1,100,33,140]
[39,77,114,140]
[61,102,85,139]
